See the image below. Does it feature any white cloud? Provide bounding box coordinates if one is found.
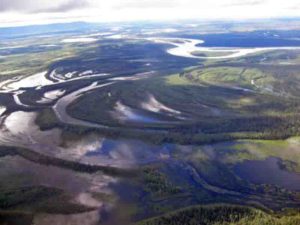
[0,0,89,13]
[0,0,299,27]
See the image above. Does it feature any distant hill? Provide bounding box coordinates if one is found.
[0,22,100,38]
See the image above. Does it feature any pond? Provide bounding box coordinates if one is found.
[234,157,300,191]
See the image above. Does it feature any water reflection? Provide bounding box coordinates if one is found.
[234,157,300,190]
[84,139,175,167]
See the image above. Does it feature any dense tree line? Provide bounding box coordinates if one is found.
[0,146,136,177]
[137,204,300,225]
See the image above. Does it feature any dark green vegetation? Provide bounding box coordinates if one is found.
[66,58,300,144]
[142,167,181,198]
[136,204,300,225]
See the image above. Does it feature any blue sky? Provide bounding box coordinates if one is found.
[0,0,300,27]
